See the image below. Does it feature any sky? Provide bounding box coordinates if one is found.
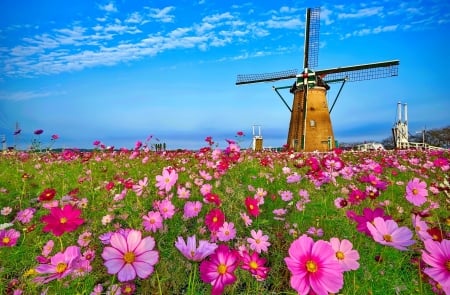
[0,0,449,151]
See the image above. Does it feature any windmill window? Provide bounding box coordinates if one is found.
[310,120,316,127]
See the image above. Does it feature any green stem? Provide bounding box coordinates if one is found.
[156,269,163,295]
[58,236,64,252]
[188,263,198,295]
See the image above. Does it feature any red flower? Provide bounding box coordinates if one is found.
[105,181,115,191]
[39,188,57,202]
[204,193,221,206]
[41,205,84,236]
[204,208,225,232]
[34,129,44,135]
[245,197,260,217]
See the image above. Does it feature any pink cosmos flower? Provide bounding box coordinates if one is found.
[101,229,159,282]
[405,178,428,206]
[199,244,240,295]
[245,197,260,217]
[16,208,36,224]
[0,228,20,247]
[155,167,178,192]
[239,212,252,227]
[157,199,175,219]
[240,251,270,281]
[132,177,148,197]
[279,190,293,202]
[42,239,54,256]
[421,239,450,291]
[411,214,432,241]
[183,201,203,219]
[174,235,218,261]
[41,205,84,237]
[142,211,163,233]
[217,222,236,242]
[329,237,360,271]
[77,231,92,247]
[367,217,416,251]
[177,186,191,199]
[34,245,81,283]
[285,234,344,295]
[247,229,270,254]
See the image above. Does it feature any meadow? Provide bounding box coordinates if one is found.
[0,134,448,295]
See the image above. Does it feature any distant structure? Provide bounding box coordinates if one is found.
[236,7,399,152]
[1,135,6,151]
[251,125,263,151]
[392,102,409,149]
[392,102,443,150]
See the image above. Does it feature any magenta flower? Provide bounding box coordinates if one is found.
[247,229,270,254]
[183,201,202,219]
[217,222,236,242]
[174,235,217,261]
[41,205,84,237]
[155,167,178,192]
[101,229,159,282]
[421,239,450,291]
[34,129,44,135]
[367,217,416,251]
[240,251,270,280]
[34,246,81,283]
[205,208,225,232]
[199,244,240,295]
[0,228,20,247]
[346,207,391,236]
[329,237,360,271]
[405,178,428,206]
[285,234,344,295]
[142,211,163,233]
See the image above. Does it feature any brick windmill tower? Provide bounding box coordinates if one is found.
[236,7,399,152]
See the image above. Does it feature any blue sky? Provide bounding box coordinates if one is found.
[0,0,449,150]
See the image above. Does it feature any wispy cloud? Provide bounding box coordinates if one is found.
[99,2,118,13]
[148,6,175,23]
[0,90,63,101]
[343,24,399,39]
[337,7,384,19]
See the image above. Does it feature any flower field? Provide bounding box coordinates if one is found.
[0,135,449,295]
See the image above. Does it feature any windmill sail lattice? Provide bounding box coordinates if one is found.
[235,7,399,152]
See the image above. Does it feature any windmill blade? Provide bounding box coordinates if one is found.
[236,69,298,85]
[318,60,399,83]
[303,7,320,69]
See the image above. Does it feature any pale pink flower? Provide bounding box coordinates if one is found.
[157,199,175,219]
[329,237,360,271]
[142,211,163,233]
[155,167,178,192]
[101,230,159,282]
[1,207,12,216]
[183,201,202,219]
[16,208,35,224]
[200,183,212,196]
[78,231,93,247]
[240,212,252,227]
[132,177,148,197]
[279,190,293,202]
[177,186,190,199]
[405,178,428,206]
[217,222,236,242]
[42,240,54,257]
[411,214,432,241]
[247,230,270,254]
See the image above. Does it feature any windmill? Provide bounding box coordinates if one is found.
[236,7,399,152]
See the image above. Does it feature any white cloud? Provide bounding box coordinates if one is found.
[99,2,118,13]
[0,90,63,101]
[148,6,175,23]
[338,7,384,19]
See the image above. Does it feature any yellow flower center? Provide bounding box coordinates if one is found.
[255,239,261,244]
[60,217,67,224]
[190,250,196,258]
[2,237,10,244]
[124,286,132,293]
[412,188,418,195]
[249,261,258,270]
[445,260,450,272]
[249,204,254,210]
[124,251,136,264]
[336,251,345,260]
[306,260,318,273]
[56,262,68,273]
[225,230,230,235]
[213,217,218,223]
[150,218,155,224]
[383,234,393,242]
[217,263,227,274]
